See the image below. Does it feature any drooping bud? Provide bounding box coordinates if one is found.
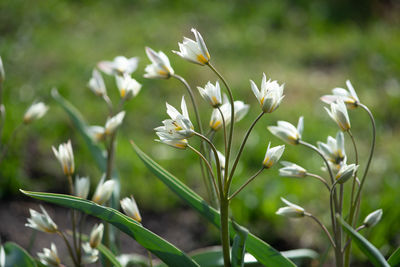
[363,209,383,228]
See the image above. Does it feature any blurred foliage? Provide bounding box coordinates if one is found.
[0,0,399,264]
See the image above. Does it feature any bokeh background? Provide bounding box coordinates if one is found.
[1,0,399,266]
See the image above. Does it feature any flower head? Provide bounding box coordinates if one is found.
[92,176,115,205]
[321,80,360,109]
[75,176,90,199]
[0,56,5,82]
[279,161,307,178]
[26,205,58,233]
[98,56,139,76]
[121,196,142,222]
[363,209,383,228]
[88,126,106,142]
[263,143,285,168]
[250,74,284,113]
[105,111,125,135]
[325,100,351,131]
[37,243,61,267]
[276,197,305,218]
[144,47,174,79]
[155,134,188,150]
[89,223,104,248]
[335,163,358,184]
[115,74,141,99]
[23,102,49,124]
[268,117,304,145]
[82,242,99,264]
[88,69,107,96]
[52,140,74,176]
[318,132,346,164]
[209,97,249,131]
[198,81,222,108]
[173,28,210,65]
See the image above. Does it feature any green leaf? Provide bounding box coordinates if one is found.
[20,190,199,267]
[130,141,295,267]
[3,242,36,267]
[388,247,400,267]
[337,215,390,267]
[97,244,123,267]
[231,222,249,267]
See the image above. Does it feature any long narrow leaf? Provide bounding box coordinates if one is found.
[3,242,36,267]
[20,190,199,267]
[131,141,295,267]
[97,244,123,267]
[337,215,389,267]
[387,247,400,267]
[231,222,249,267]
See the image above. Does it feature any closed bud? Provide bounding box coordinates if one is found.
[105,111,125,135]
[276,197,305,218]
[75,176,90,199]
[335,163,358,184]
[263,143,285,169]
[23,102,49,124]
[363,209,383,228]
[92,176,115,205]
[268,117,303,145]
[89,223,104,248]
[121,196,142,222]
[279,161,307,178]
[52,140,74,176]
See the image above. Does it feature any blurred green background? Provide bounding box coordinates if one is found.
[1,0,399,264]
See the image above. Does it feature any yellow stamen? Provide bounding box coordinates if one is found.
[197,54,208,64]
[120,89,126,98]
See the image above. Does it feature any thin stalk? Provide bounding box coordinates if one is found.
[220,198,231,267]
[0,80,4,142]
[306,173,330,191]
[229,168,264,201]
[347,130,359,209]
[67,175,79,266]
[305,213,336,248]
[217,106,228,158]
[227,112,264,193]
[27,230,37,253]
[57,230,79,267]
[147,250,153,267]
[103,94,113,115]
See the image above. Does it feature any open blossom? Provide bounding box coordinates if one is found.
[121,196,142,222]
[89,223,104,248]
[92,176,115,205]
[82,242,99,264]
[23,102,49,124]
[52,140,74,176]
[209,97,249,131]
[263,143,285,168]
[26,205,58,233]
[144,47,174,79]
[198,81,222,108]
[335,163,358,184]
[325,99,351,131]
[318,132,346,164]
[321,80,360,109]
[268,117,304,145]
[155,96,194,140]
[173,28,210,65]
[276,197,305,218]
[105,111,125,135]
[98,56,139,76]
[279,161,307,177]
[250,74,284,113]
[75,176,90,199]
[88,69,107,96]
[115,74,141,99]
[37,243,61,267]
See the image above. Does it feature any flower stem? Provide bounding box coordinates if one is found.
[57,230,79,267]
[67,175,80,266]
[305,213,336,248]
[228,168,264,201]
[306,173,330,191]
[220,197,231,267]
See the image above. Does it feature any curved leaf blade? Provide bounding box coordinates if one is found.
[231,222,249,267]
[3,242,36,267]
[388,247,400,267]
[130,141,295,267]
[20,190,199,267]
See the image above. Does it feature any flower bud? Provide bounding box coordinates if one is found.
[325,99,351,131]
[23,102,49,124]
[363,209,383,228]
[120,196,142,222]
[268,117,303,145]
[75,176,90,199]
[25,205,58,233]
[276,197,305,218]
[105,111,125,135]
[52,140,74,176]
[88,69,107,97]
[279,161,307,178]
[89,223,104,248]
[92,176,115,205]
[335,163,358,184]
[263,143,285,168]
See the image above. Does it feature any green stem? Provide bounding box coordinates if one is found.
[220,198,231,267]
[306,173,330,191]
[305,213,336,248]
[229,168,264,200]
[67,175,80,266]
[217,106,228,161]
[57,230,79,267]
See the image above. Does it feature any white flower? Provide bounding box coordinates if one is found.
[25,205,58,233]
[279,161,307,177]
[250,74,284,113]
[89,223,104,248]
[37,243,61,267]
[276,197,305,218]
[197,81,222,108]
[105,111,126,135]
[317,132,346,164]
[23,102,49,124]
[209,97,249,131]
[363,209,383,228]
[121,196,142,222]
[321,80,360,109]
[144,47,174,79]
[98,56,139,76]
[75,176,90,199]
[0,56,5,82]
[335,163,358,184]
[52,140,74,176]
[268,117,304,145]
[0,244,5,267]
[88,126,106,142]
[92,176,115,205]
[173,28,210,65]
[155,134,188,150]
[88,69,107,96]
[155,96,194,140]
[115,74,141,99]
[325,99,351,131]
[82,242,99,264]
[263,143,285,168]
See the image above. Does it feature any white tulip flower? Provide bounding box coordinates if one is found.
[197,81,222,108]
[279,161,307,178]
[209,97,249,131]
[92,176,115,205]
[89,223,104,248]
[173,28,210,65]
[335,163,358,184]
[363,209,383,228]
[321,80,360,109]
[276,197,305,218]
[115,74,141,99]
[52,140,74,176]
[105,111,125,135]
[268,117,304,145]
[155,133,188,150]
[325,99,351,131]
[250,74,284,113]
[26,205,58,233]
[318,132,346,164]
[98,56,139,76]
[263,143,285,168]
[88,69,107,96]
[37,243,61,267]
[75,176,90,199]
[88,126,106,142]
[144,47,174,79]
[23,102,49,124]
[82,242,99,264]
[121,196,142,222]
